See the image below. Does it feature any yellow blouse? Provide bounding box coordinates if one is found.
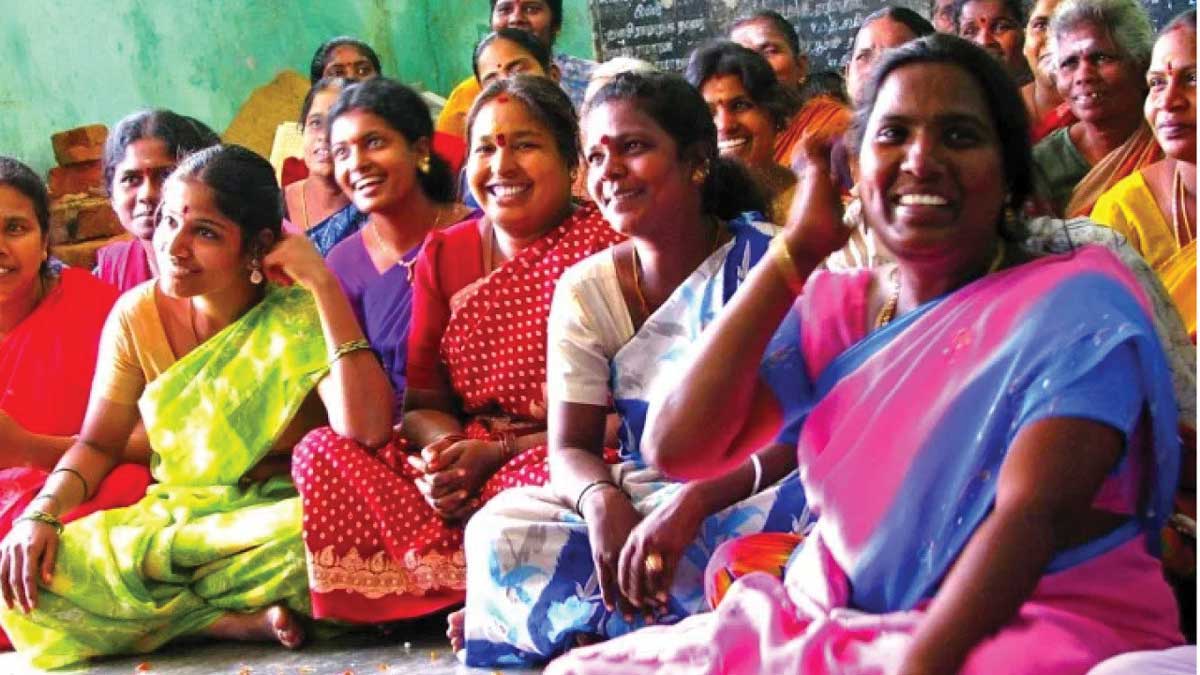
[1092,170,1196,336]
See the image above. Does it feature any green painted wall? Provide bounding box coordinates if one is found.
[0,0,595,176]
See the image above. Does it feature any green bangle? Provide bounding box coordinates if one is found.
[17,510,63,534]
[329,338,372,365]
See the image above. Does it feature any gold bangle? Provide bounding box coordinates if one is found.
[49,467,90,501]
[329,338,372,365]
[769,236,806,295]
[17,509,63,534]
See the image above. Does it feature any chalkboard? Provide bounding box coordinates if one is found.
[588,0,1196,75]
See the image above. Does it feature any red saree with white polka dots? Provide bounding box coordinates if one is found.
[292,204,622,623]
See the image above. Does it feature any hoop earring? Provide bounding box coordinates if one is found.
[249,259,264,285]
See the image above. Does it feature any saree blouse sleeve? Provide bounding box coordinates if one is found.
[547,251,633,407]
[90,282,158,406]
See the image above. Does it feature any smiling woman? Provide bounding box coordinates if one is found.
[284,77,367,256]
[456,72,805,668]
[0,145,393,669]
[0,157,150,652]
[321,77,469,417]
[543,35,1185,675]
[686,41,797,225]
[1032,0,1160,216]
[289,75,622,626]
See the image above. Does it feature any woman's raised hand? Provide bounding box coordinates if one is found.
[0,517,59,613]
[783,130,852,264]
[261,233,335,291]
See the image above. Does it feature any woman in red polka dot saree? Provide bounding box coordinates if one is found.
[291,77,622,623]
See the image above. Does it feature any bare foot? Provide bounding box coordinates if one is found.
[446,608,465,652]
[205,605,305,649]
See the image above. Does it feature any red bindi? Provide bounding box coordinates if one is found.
[496,94,510,103]
[599,135,613,147]
[495,133,507,147]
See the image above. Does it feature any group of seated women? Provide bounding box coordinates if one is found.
[0,0,1193,672]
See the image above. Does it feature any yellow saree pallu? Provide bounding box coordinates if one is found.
[0,285,328,670]
[1092,170,1196,338]
[1161,241,1196,339]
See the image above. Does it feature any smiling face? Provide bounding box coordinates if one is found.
[476,37,550,87]
[1053,22,1145,126]
[322,45,377,81]
[700,74,777,169]
[958,0,1026,78]
[329,109,426,215]
[858,63,1006,266]
[730,19,808,90]
[847,17,920,105]
[153,178,251,300]
[491,0,557,46]
[467,97,573,239]
[1023,0,1062,87]
[110,137,177,241]
[1145,27,1197,161]
[0,185,47,309]
[301,87,341,178]
[582,99,702,238]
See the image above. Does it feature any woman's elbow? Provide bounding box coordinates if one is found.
[329,412,393,449]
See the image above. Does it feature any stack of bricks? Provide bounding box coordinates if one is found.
[46,124,127,270]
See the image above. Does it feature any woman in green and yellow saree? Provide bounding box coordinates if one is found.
[0,144,394,670]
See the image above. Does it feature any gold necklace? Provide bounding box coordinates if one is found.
[875,239,1007,329]
[369,206,451,282]
[1172,163,1194,248]
[631,218,723,317]
[299,180,311,231]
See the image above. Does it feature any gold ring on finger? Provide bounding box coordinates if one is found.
[644,552,664,573]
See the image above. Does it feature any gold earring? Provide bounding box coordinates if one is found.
[418,155,432,174]
[249,259,264,285]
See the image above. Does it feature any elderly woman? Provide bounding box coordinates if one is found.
[1033,0,1160,217]
[1092,11,1196,338]
[456,71,806,667]
[0,145,393,669]
[0,159,152,651]
[1023,0,1071,141]
[954,0,1030,82]
[687,41,799,224]
[729,10,851,165]
[95,110,219,291]
[545,35,1183,675]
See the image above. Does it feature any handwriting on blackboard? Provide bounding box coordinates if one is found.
[589,0,1196,74]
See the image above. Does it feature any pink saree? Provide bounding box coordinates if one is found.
[548,246,1183,674]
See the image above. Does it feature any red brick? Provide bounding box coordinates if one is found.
[50,124,108,166]
[51,234,126,270]
[48,195,124,244]
[47,160,104,198]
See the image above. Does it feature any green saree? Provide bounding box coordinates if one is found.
[0,285,328,670]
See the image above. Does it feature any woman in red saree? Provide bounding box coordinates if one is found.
[0,158,150,649]
[292,76,622,623]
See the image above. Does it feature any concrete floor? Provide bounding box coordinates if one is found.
[0,614,542,675]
